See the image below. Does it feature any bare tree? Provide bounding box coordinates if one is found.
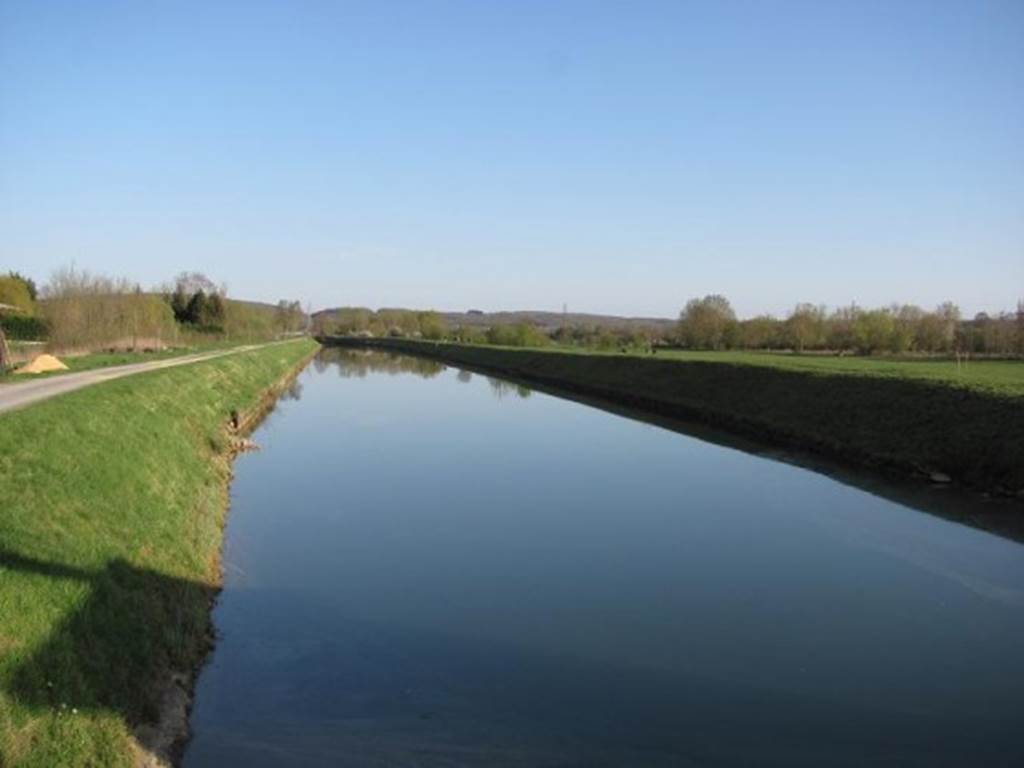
[42,265,176,352]
[173,271,222,296]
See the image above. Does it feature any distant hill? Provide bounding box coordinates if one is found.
[228,298,280,312]
[439,309,675,331]
[314,307,676,332]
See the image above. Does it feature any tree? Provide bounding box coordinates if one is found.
[41,265,176,351]
[274,300,305,334]
[452,324,486,344]
[852,309,894,354]
[937,301,961,352]
[0,276,34,314]
[485,322,548,347]
[5,271,37,301]
[890,304,924,353]
[826,304,859,352]
[178,290,224,331]
[204,292,226,331]
[967,311,1016,355]
[785,304,826,353]
[678,295,736,350]
[134,291,176,347]
[165,272,228,333]
[739,315,781,349]
[169,283,190,323]
[915,313,945,353]
[311,311,330,336]
[222,299,275,341]
[330,307,373,334]
[186,291,207,326]
[173,271,220,297]
[417,311,446,340]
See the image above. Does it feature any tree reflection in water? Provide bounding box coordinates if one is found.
[280,377,304,402]
[314,348,446,379]
[314,348,533,399]
[487,376,532,400]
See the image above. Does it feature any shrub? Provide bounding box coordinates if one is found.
[0,313,50,340]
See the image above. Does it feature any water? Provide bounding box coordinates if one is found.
[184,349,1024,766]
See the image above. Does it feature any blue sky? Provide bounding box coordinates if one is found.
[1,0,1021,317]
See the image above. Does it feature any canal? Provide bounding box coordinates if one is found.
[184,348,1024,766]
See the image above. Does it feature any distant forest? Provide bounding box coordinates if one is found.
[315,296,1024,357]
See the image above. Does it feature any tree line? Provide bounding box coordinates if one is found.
[317,307,556,348]
[320,295,1024,357]
[313,307,447,340]
[0,268,308,353]
[675,295,1023,355]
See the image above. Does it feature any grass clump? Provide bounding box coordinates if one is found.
[0,338,317,767]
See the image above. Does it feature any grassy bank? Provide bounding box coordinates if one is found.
[335,338,1024,496]
[0,338,318,767]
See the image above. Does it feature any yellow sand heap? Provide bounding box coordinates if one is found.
[15,354,69,375]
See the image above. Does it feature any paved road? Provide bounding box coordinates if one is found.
[0,345,267,414]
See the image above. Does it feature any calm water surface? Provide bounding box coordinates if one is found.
[184,349,1024,767]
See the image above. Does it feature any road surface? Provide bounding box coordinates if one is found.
[0,345,268,414]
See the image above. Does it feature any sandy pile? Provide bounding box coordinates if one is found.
[15,354,69,374]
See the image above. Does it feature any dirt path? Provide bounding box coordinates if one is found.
[0,345,269,414]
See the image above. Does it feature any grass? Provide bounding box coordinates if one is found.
[533,345,1024,399]
[0,340,246,383]
[0,338,318,767]
[343,338,1024,495]
[653,349,1024,398]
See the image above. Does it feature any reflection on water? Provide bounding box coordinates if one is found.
[314,348,531,400]
[314,347,446,379]
[487,376,532,400]
[280,377,304,402]
[186,350,1024,767]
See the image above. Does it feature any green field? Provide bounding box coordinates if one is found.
[652,349,1024,398]
[340,338,1024,496]
[0,338,318,767]
[536,346,1024,398]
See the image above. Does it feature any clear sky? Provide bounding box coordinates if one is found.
[1,0,1021,318]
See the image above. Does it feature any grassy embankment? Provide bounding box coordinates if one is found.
[337,338,1024,495]
[0,338,318,767]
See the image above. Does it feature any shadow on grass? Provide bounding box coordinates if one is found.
[3,549,215,726]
